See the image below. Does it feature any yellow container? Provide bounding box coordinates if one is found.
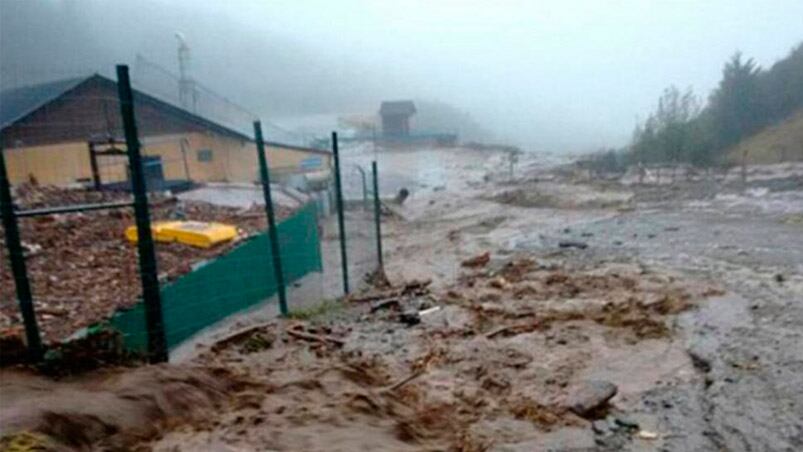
[126,221,238,248]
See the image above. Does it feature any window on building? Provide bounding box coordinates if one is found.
[197,149,213,162]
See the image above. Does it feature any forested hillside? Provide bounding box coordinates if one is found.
[625,42,803,166]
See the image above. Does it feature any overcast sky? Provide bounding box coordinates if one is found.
[2,0,802,152]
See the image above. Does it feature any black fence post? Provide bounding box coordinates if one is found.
[371,161,384,269]
[0,147,44,361]
[116,64,168,363]
[332,132,349,294]
[253,121,288,316]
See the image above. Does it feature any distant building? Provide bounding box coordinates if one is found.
[379,100,416,138]
[0,74,331,187]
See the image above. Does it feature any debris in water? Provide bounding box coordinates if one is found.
[461,251,491,268]
[558,240,589,249]
[370,298,401,313]
[286,326,345,347]
[395,188,410,204]
[637,430,659,440]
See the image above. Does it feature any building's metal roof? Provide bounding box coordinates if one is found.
[0,74,330,155]
[379,100,416,116]
[0,77,87,129]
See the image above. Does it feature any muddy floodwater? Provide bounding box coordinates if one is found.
[2,147,801,451]
[360,148,803,451]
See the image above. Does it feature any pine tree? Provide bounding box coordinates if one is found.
[707,52,764,150]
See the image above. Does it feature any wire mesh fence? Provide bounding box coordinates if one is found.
[341,161,380,290]
[347,143,481,288]
[1,66,369,364]
[1,64,390,364]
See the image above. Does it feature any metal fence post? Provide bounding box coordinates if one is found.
[355,166,368,210]
[254,121,288,316]
[0,147,44,361]
[371,161,384,269]
[88,142,101,190]
[332,132,349,294]
[116,64,168,363]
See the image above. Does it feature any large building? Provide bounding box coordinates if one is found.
[379,100,416,138]
[0,74,331,187]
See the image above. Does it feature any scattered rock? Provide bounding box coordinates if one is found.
[565,380,618,417]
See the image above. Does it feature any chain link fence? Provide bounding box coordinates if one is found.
[1,65,360,365]
[340,151,381,290]
[1,64,389,365]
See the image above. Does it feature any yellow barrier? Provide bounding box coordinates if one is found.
[125,221,238,248]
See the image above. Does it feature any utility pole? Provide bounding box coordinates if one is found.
[175,32,196,113]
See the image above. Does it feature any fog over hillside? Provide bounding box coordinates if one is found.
[2,0,802,151]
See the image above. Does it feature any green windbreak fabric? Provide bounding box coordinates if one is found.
[111,202,322,351]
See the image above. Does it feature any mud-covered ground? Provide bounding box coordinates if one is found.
[2,148,801,451]
[488,164,803,451]
[143,260,717,451]
[338,149,803,451]
[370,152,803,451]
[156,150,800,451]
